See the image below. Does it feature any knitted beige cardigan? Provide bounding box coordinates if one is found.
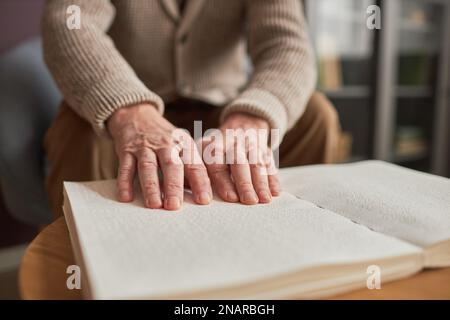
[42,0,317,139]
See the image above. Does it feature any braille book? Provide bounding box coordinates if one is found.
[63,161,450,299]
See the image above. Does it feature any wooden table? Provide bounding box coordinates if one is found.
[19,217,450,300]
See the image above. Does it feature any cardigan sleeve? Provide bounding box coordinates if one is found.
[221,0,317,142]
[41,0,164,136]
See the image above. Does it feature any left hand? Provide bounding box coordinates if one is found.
[201,112,281,205]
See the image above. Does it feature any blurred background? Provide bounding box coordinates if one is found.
[0,0,449,299]
[306,0,449,175]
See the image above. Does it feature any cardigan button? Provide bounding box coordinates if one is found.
[179,33,188,44]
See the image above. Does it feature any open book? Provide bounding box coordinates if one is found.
[63,160,450,299]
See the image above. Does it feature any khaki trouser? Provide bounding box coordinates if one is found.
[44,92,341,218]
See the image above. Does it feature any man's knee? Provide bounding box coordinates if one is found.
[44,102,115,164]
[44,102,117,218]
[305,92,341,163]
[44,102,93,158]
[305,92,340,137]
[279,92,341,166]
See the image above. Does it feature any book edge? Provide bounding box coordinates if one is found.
[63,183,95,300]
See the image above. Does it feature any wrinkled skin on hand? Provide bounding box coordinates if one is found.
[107,103,280,210]
[202,112,280,205]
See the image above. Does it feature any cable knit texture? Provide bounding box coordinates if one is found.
[42,0,317,139]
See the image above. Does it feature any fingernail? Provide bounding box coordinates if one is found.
[197,192,211,205]
[165,196,181,210]
[146,197,162,209]
[258,191,272,203]
[120,191,130,201]
[226,191,239,202]
[271,189,281,196]
[243,191,258,204]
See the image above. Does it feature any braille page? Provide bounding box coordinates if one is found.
[63,180,420,300]
[279,160,450,248]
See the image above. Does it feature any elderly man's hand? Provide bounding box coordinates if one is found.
[202,112,281,205]
[107,103,212,210]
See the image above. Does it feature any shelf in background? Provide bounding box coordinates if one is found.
[396,86,433,98]
[321,86,371,99]
[393,150,429,163]
[399,20,436,33]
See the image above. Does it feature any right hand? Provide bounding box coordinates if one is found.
[107,103,212,210]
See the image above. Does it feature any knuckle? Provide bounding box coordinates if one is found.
[142,179,159,190]
[207,164,228,175]
[162,156,182,167]
[186,164,207,174]
[118,144,134,154]
[143,188,160,197]
[192,176,211,189]
[160,135,173,146]
[209,171,225,182]
[236,180,253,190]
[118,167,133,178]
[139,160,158,171]
[254,182,269,191]
[165,182,183,193]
